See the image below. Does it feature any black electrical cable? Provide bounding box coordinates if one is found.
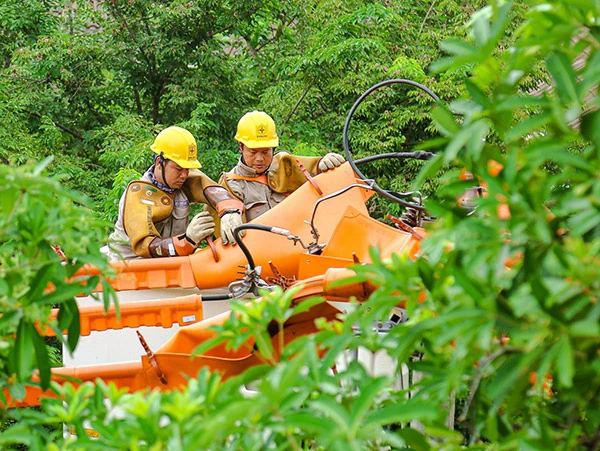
[354,150,435,165]
[232,223,275,270]
[342,79,441,211]
[201,292,233,301]
[201,224,280,300]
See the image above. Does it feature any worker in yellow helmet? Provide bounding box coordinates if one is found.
[103,126,245,260]
[217,111,345,227]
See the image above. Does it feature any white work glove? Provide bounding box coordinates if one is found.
[186,211,215,245]
[318,152,346,172]
[220,210,244,246]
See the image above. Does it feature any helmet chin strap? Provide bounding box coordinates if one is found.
[157,154,173,190]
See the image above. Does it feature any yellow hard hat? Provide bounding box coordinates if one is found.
[150,126,201,169]
[235,111,279,148]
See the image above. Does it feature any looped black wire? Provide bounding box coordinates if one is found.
[342,79,441,211]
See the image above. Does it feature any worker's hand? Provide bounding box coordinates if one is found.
[318,153,345,172]
[220,210,244,246]
[185,211,215,245]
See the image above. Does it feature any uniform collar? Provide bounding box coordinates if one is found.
[236,158,264,177]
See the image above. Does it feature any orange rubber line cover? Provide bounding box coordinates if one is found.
[43,294,204,336]
[75,256,197,293]
[1,361,143,409]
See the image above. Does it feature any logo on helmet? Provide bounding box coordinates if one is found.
[188,143,197,161]
[256,124,267,139]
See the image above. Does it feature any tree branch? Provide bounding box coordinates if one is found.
[418,1,437,39]
[458,346,520,444]
[107,0,155,71]
[27,111,83,140]
[282,85,312,128]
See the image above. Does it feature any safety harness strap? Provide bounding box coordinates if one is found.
[224,173,269,186]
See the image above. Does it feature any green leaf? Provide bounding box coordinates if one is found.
[471,11,492,47]
[533,146,592,172]
[466,120,490,160]
[429,56,456,74]
[290,294,324,316]
[254,330,275,361]
[567,209,600,237]
[32,328,51,389]
[569,319,600,337]
[440,39,477,57]
[7,383,26,405]
[0,277,9,297]
[310,397,351,431]
[40,282,87,306]
[555,335,574,387]
[350,377,389,432]
[546,53,579,105]
[453,268,485,301]
[504,112,552,144]
[364,400,438,427]
[102,278,119,318]
[0,423,43,448]
[485,409,500,442]
[63,297,81,352]
[465,79,491,109]
[580,109,600,148]
[56,296,78,332]
[444,126,473,162]
[430,105,460,136]
[487,350,541,405]
[494,95,549,112]
[32,156,54,176]
[412,153,443,191]
[23,263,55,306]
[395,428,430,451]
[9,320,36,381]
[285,412,331,433]
[580,51,600,96]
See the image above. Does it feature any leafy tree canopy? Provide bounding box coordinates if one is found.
[0,0,598,449]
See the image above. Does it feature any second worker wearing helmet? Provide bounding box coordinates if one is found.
[217,111,345,232]
[104,126,245,260]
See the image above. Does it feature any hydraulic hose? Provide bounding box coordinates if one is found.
[342,78,441,211]
[233,223,293,270]
[202,224,296,301]
[233,224,273,270]
[200,224,276,301]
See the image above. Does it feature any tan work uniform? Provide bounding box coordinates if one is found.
[219,151,323,222]
[104,170,241,260]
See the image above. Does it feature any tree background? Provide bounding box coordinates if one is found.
[0,0,490,223]
[1,0,599,449]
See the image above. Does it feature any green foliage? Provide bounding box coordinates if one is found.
[0,0,59,66]
[0,0,491,224]
[3,296,444,450]
[0,159,117,401]
[1,0,599,449]
[416,0,600,446]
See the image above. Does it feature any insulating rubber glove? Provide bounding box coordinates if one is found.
[318,152,346,172]
[186,211,215,245]
[220,210,244,245]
